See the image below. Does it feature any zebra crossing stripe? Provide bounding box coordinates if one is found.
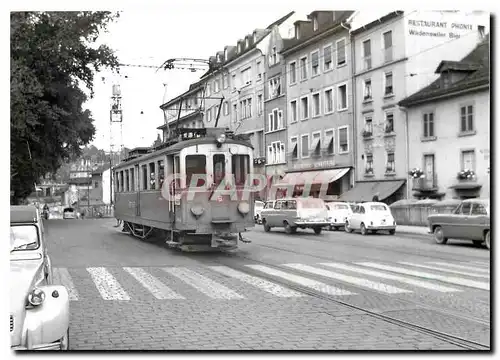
[123,267,185,300]
[399,262,489,279]
[209,266,304,297]
[53,268,79,301]
[163,267,244,300]
[246,264,355,296]
[87,267,131,300]
[357,262,490,291]
[318,263,461,293]
[428,262,490,274]
[283,264,411,294]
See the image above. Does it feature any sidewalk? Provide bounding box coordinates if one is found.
[397,225,431,236]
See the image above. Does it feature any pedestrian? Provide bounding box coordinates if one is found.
[372,193,380,202]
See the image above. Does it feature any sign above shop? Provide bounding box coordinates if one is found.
[290,159,336,171]
[408,18,473,39]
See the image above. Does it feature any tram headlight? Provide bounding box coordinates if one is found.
[237,201,250,215]
[190,205,205,218]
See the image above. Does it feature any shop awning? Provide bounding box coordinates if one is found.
[339,179,406,202]
[274,168,350,187]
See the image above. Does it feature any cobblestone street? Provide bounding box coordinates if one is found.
[46,219,490,350]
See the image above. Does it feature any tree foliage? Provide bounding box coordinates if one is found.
[11,11,120,204]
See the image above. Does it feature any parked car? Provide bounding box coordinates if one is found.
[63,207,76,219]
[325,202,352,231]
[427,198,490,249]
[260,197,329,235]
[254,200,265,224]
[10,205,70,350]
[345,202,396,235]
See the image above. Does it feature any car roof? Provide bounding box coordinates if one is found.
[11,205,39,224]
[463,198,490,205]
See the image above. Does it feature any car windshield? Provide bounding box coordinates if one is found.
[10,225,40,252]
[370,204,388,211]
[255,202,264,209]
[298,199,325,209]
[335,204,349,210]
[64,208,74,212]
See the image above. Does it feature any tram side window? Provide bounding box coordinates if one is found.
[141,165,148,190]
[157,160,165,189]
[114,172,119,192]
[232,155,250,185]
[186,155,206,187]
[124,170,129,192]
[130,168,135,191]
[174,156,181,188]
[119,171,124,192]
[149,162,156,190]
[213,154,225,185]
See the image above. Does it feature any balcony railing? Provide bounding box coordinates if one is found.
[412,173,438,191]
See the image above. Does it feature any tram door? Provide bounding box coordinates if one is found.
[135,164,140,217]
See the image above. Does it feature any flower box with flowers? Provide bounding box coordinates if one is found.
[362,129,373,138]
[457,169,475,180]
[408,168,425,179]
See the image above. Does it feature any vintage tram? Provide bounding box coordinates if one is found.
[112,127,256,251]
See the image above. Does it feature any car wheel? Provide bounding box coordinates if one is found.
[433,226,448,244]
[263,220,271,232]
[313,227,322,235]
[284,221,293,234]
[60,328,69,350]
[360,223,367,236]
[345,221,353,233]
[485,231,490,250]
[388,229,395,235]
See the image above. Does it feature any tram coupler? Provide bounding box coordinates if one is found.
[239,232,251,243]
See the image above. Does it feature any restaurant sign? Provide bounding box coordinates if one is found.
[291,159,336,171]
[408,19,474,39]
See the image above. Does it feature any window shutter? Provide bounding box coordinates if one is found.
[324,46,331,62]
[312,52,319,66]
[339,128,347,144]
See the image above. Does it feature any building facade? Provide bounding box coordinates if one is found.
[339,10,489,204]
[278,11,355,200]
[399,35,490,200]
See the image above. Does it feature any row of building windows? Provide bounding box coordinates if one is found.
[289,83,348,123]
[364,152,396,175]
[361,30,394,71]
[363,112,395,136]
[289,126,350,160]
[288,38,347,85]
[421,104,475,138]
[115,160,165,193]
[362,71,394,101]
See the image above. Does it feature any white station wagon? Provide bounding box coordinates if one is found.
[345,202,396,235]
[10,205,70,351]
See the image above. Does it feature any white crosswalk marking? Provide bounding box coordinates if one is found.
[319,263,461,293]
[163,267,244,300]
[357,262,490,291]
[87,267,131,300]
[53,268,79,301]
[428,262,490,274]
[209,266,305,297]
[399,262,489,279]
[283,263,411,294]
[123,267,185,300]
[246,264,355,296]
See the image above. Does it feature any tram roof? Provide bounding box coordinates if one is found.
[113,128,253,169]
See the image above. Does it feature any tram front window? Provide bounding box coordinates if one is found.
[185,155,206,187]
[232,155,250,186]
[213,154,225,186]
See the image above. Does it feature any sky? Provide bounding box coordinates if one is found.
[84,1,323,151]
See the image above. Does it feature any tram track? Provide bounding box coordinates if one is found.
[208,251,490,351]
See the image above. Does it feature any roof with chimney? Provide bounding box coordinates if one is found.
[280,11,354,54]
[399,34,489,107]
